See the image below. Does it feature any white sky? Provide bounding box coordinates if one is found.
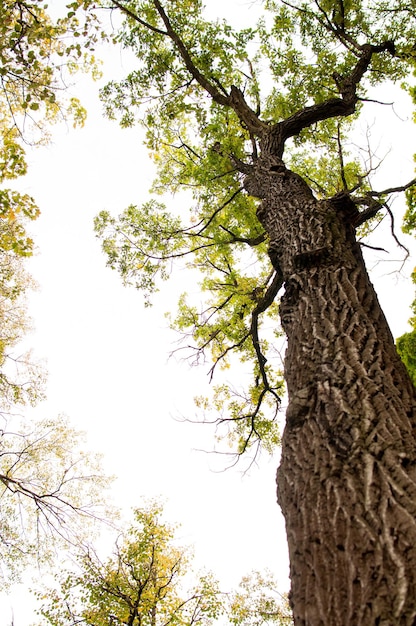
[1,0,416,623]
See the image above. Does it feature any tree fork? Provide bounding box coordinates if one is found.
[246,152,416,624]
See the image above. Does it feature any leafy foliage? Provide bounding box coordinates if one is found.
[0,0,102,136]
[397,328,416,387]
[396,266,416,385]
[0,251,45,408]
[0,0,104,258]
[0,0,104,407]
[36,502,224,626]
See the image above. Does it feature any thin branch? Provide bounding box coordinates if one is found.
[384,202,409,258]
[219,225,266,247]
[336,123,348,191]
[359,242,388,253]
[367,178,416,198]
[194,187,243,236]
[250,270,284,388]
[109,0,168,36]
[353,177,416,226]
[207,331,251,382]
[312,0,362,52]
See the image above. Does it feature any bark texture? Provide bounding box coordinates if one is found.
[245,153,416,625]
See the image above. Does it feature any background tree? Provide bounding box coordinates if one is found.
[84,0,416,623]
[397,199,416,385]
[0,1,111,589]
[0,413,112,588]
[36,501,224,626]
[0,248,44,409]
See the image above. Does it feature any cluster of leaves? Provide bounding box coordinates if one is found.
[0,0,104,136]
[0,246,45,408]
[90,0,416,457]
[0,0,105,409]
[36,502,292,626]
[0,124,43,407]
[0,0,105,254]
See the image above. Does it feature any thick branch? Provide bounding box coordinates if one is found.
[353,177,416,226]
[275,42,395,148]
[130,1,267,135]
[152,0,230,107]
[229,85,268,136]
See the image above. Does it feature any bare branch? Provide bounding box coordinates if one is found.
[384,202,410,258]
[353,177,416,226]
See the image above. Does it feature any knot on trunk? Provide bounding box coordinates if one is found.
[294,247,331,270]
[330,191,360,225]
[286,385,316,427]
[243,155,286,198]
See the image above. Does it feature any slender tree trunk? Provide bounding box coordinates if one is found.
[247,153,416,625]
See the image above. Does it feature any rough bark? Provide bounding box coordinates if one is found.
[245,153,416,625]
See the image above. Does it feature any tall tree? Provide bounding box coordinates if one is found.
[229,570,292,626]
[89,0,416,623]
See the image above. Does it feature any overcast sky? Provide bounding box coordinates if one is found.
[1,1,416,623]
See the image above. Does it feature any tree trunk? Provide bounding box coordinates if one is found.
[246,153,416,625]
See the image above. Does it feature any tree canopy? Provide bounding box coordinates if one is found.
[0,0,98,252]
[90,0,416,458]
